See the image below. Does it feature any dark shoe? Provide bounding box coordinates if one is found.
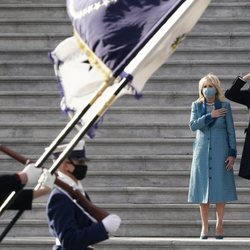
[215,235,223,240]
[200,234,208,239]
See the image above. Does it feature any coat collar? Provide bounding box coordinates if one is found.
[200,100,222,116]
[199,100,222,127]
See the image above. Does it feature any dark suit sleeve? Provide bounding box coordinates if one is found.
[47,191,109,250]
[0,174,33,210]
[225,76,250,108]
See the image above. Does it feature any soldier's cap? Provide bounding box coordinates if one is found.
[51,140,87,161]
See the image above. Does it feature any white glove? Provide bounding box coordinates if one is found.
[38,169,55,190]
[102,214,121,233]
[22,163,42,185]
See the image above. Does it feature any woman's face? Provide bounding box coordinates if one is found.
[202,80,213,89]
[202,81,216,99]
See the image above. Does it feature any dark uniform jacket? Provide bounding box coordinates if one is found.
[46,187,109,250]
[225,76,250,179]
[0,174,33,210]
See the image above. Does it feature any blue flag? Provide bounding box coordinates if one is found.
[67,0,186,77]
[50,0,211,137]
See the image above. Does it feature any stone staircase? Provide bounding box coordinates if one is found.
[1,0,250,249]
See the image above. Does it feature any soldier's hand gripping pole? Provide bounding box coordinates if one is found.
[0,145,30,242]
[0,144,109,242]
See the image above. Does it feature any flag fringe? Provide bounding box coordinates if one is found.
[74,30,114,84]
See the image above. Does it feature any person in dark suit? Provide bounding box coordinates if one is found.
[46,140,121,250]
[225,73,250,179]
[0,164,54,210]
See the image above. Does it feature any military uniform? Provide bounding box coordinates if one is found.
[46,172,108,250]
[0,174,33,210]
[46,141,110,250]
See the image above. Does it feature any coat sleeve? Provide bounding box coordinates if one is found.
[225,76,250,108]
[189,101,214,131]
[47,192,109,250]
[224,102,237,157]
[0,174,33,210]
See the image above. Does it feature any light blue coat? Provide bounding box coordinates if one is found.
[188,100,237,203]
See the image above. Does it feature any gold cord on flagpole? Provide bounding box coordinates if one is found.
[74,30,114,84]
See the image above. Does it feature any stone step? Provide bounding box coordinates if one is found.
[2,237,250,250]
[2,218,250,238]
[0,49,56,62]
[3,203,250,221]
[0,153,244,173]
[8,168,247,189]
[0,75,241,92]
[0,33,67,50]
[70,237,250,250]
[204,3,250,18]
[0,32,249,51]
[193,18,250,33]
[85,137,243,156]
[84,154,243,173]
[85,171,250,188]
[0,76,57,91]
[2,47,250,63]
[146,75,246,92]
[157,60,250,76]
[0,4,67,19]
[180,32,250,48]
[2,183,250,205]
[93,122,247,139]
[0,122,64,138]
[0,91,60,106]
[0,59,248,77]
[0,61,54,76]
[0,154,195,172]
[1,2,249,20]
[0,121,247,139]
[0,105,247,124]
[105,106,249,123]
[0,137,245,156]
[0,107,67,123]
[0,90,193,107]
[0,19,72,34]
[1,49,250,71]
[0,90,249,107]
[169,47,250,62]
[0,17,249,33]
[114,90,248,107]
[0,237,53,250]
[83,187,250,204]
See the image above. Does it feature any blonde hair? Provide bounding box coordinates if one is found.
[197,73,224,102]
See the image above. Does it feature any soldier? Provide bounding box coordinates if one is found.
[225,73,250,179]
[46,140,121,250]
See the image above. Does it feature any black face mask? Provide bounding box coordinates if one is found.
[68,158,88,180]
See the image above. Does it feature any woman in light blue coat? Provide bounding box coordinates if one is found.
[188,73,237,240]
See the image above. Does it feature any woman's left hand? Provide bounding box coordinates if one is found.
[225,156,235,171]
